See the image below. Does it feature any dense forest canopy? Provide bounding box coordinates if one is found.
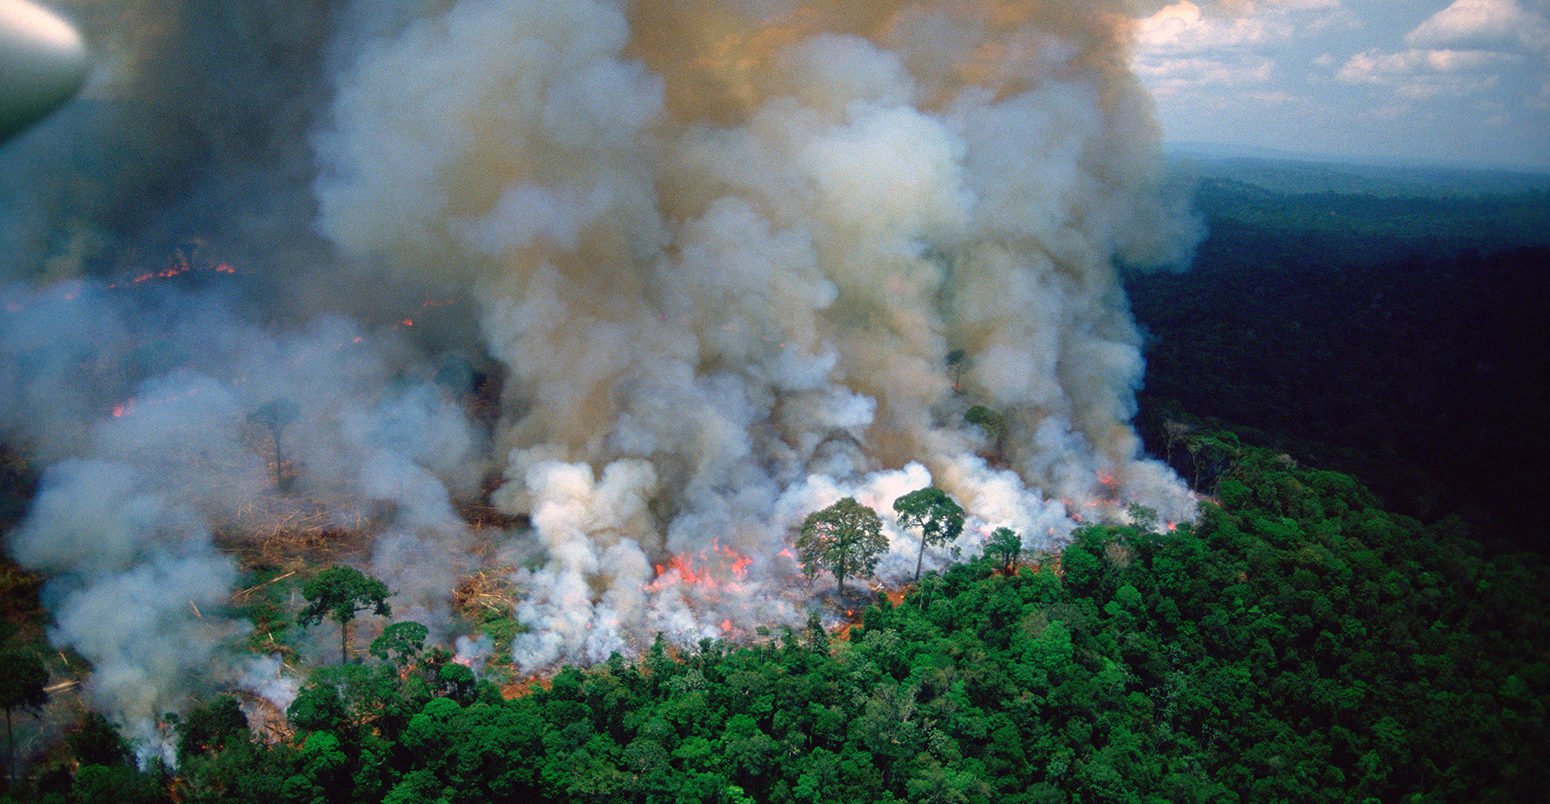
[1128,157,1550,556]
[6,437,1546,803]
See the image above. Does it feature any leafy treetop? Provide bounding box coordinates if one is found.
[985,526,1022,574]
[797,497,886,595]
[892,486,965,581]
[298,565,391,664]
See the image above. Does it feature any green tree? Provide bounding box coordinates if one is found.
[436,663,477,706]
[298,565,391,664]
[176,695,249,765]
[72,763,166,804]
[893,487,965,582]
[797,497,887,595]
[67,711,131,768]
[985,527,1022,574]
[0,647,47,786]
[370,621,429,669]
[287,679,349,734]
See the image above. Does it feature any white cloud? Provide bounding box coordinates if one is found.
[1133,1,1295,94]
[1132,0,1550,169]
[1339,48,1517,81]
[1132,0,1351,95]
[1333,0,1547,105]
[1406,0,1550,56]
[1374,0,1550,111]
[1134,2,1282,52]
[1338,47,1511,98]
[1137,54,1277,95]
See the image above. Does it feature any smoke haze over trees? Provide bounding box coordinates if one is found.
[0,0,1198,758]
[1,0,1546,798]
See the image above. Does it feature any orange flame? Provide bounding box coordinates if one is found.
[108,258,241,289]
[646,538,753,595]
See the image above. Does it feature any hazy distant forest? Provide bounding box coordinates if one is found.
[1128,159,1550,555]
[3,159,1548,802]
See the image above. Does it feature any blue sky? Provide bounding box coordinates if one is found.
[1128,0,1550,170]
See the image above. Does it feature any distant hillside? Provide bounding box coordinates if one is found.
[1128,162,1550,555]
[1165,147,1550,197]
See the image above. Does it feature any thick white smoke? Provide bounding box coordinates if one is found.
[1,286,482,757]
[314,0,1199,671]
[1,0,1198,748]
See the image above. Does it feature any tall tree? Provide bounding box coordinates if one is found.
[797,497,886,595]
[0,647,48,786]
[298,566,391,664]
[248,398,299,493]
[893,487,965,581]
[986,526,1022,575]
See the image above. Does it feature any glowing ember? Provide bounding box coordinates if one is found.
[107,257,242,289]
[646,538,754,595]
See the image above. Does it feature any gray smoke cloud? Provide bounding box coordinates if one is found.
[2,0,1198,750]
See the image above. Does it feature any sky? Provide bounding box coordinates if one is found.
[1128,0,1550,170]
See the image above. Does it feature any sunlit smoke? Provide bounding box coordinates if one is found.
[312,0,1197,671]
[1,0,1198,748]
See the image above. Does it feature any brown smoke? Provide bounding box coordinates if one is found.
[1,0,1198,757]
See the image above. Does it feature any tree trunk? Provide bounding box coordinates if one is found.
[340,621,349,664]
[914,540,926,582]
[835,570,845,596]
[269,425,286,493]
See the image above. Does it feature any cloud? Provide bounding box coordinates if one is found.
[1340,48,1518,80]
[1136,55,1277,94]
[1406,0,1550,56]
[1338,1,1547,105]
[1134,2,1281,52]
[1132,1,1283,94]
[1131,0,1350,95]
[1338,47,1513,98]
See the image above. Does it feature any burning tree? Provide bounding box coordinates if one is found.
[297,566,391,664]
[892,486,965,582]
[797,497,886,596]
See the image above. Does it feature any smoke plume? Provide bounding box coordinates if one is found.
[1,0,1197,752]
